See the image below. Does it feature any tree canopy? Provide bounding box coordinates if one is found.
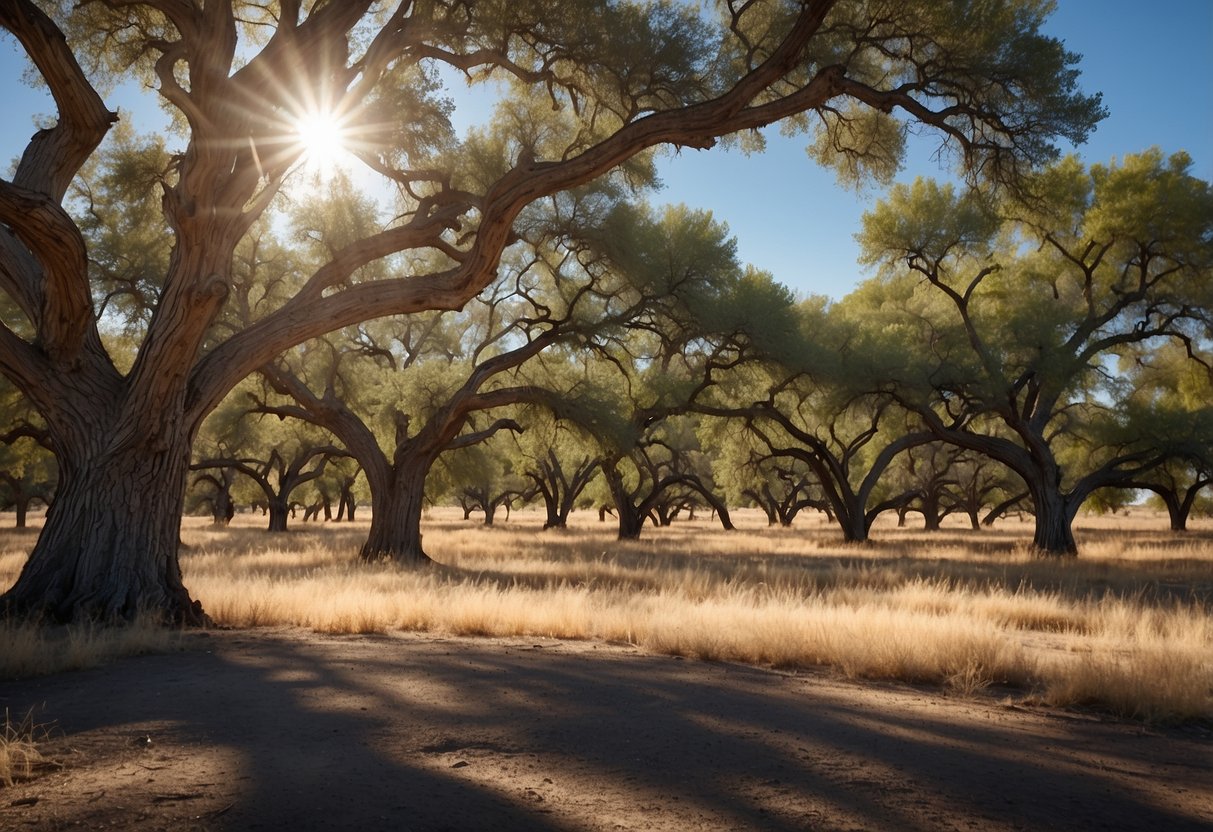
[1,0,1106,622]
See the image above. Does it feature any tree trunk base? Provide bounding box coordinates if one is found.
[2,573,211,627]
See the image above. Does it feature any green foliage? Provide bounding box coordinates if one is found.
[73,123,173,334]
[852,150,1211,546]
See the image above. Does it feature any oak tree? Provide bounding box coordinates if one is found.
[1,0,1104,621]
[857,151,1212,554]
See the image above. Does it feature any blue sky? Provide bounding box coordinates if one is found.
[2,1,1211,300]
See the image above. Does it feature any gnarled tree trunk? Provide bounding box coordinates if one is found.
[360,460,431,564]
[1028,480,1079,556]
[601,462,643,540]
[267,497,289,532]
[838,501,870,544]
[2,430,205,625]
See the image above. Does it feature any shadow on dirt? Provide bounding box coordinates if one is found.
[1,630,1209,831]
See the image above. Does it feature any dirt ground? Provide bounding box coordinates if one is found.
[0,629,1209,832]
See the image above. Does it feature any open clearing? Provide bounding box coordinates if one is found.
[1,509,1211,830]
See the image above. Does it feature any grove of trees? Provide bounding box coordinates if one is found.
[4,1,1208,627]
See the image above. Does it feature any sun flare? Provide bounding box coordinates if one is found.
[293,110,352,176]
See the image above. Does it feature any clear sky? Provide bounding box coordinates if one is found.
[2,1,1211,300]
[655,0,1213,299]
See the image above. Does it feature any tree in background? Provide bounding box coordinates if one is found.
[510,412,600,530]
[0,381,55,528]
[707,419,829,527]
[0,1,1105,621]
[1113,342,1213,531]
[857,151,1212,554]
[193,391,349,533]
[437,434,533,526]
[693,294,934,543]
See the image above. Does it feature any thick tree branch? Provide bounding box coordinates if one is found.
[0,0,117,201]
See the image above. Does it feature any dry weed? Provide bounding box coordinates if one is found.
[0,709,48,788]
[0,616,183,680]
[1,508,1210,722]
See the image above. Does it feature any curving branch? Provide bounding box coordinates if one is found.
[0,0,118,201]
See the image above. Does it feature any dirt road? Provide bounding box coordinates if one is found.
[1,629,1209,831]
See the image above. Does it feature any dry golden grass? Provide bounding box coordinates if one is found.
[0,709,48,788]
[0,614,184,681]
[0,523,185,680]
[1,507,1210,723]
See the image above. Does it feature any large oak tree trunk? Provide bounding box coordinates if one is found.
[541,497,563,530]
[2,437,206,624]
[360,462,431,564]
[602,461,646,540]
[1029,481,1078,556]
[831,493,869,544]
[1165,492,1187,532]
[839,509,869,543]
[921,493,942,531]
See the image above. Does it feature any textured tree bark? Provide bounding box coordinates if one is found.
[360,461,431,564]
[921,492,942,531]
[2,434,206,624]
[602,461,646,540]
[266,497,289,532]
[541,496,563,530]
[615,504,646,540]
[1029,482,1078,556]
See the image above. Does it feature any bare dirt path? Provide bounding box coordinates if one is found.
[1,629,1209,831]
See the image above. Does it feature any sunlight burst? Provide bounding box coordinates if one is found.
[293,109,353,177]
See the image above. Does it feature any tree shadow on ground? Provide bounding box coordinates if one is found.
[1,631,1209,831]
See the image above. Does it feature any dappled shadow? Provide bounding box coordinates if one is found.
[2,631,1209,831]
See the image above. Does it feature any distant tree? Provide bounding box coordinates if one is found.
[511,413,600,530]
[598,415,735,540]
[557,211,810,540]
[0,383,56,528]
[0,437,55,529]
[857,151,1213,554]
[1111,342,1213,531]
[439,436,532,526]
[255,195,746,561]
[694,296,935,543]
[188,466,238,526]
[940,453,1024,531]
[193,415,348,533]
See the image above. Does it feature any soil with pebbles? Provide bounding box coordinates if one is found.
[1,628,1210,831]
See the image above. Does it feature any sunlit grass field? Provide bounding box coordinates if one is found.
[2,507,1210,724]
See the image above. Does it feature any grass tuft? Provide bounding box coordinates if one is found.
[0,709,48,788]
